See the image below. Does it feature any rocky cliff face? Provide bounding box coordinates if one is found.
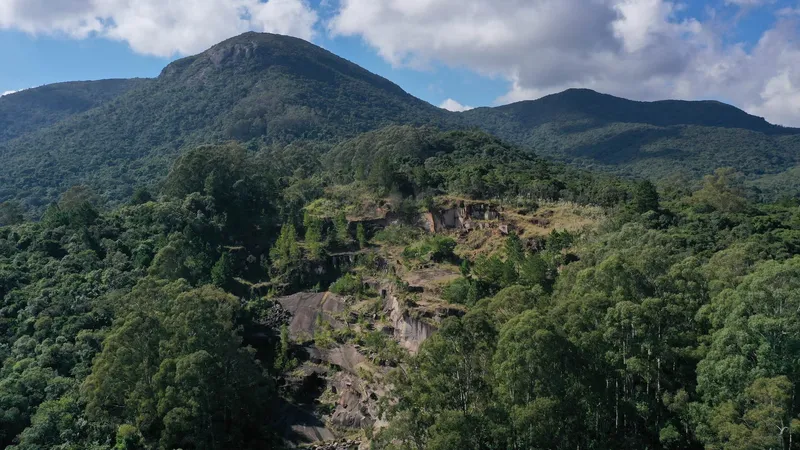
[383,291,437,353]
[276,292,348,342]
[273,273,465,447]
[420,202,507,234]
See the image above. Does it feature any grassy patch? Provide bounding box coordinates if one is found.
[373,224,423,246]
[401,235,457,266]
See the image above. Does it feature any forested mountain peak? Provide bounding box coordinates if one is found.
[159,32,412,98]
[474,87,793,133]
[460,88,800,187]
[0,33,444,212]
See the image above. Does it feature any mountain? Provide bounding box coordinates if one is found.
[0,32,446,210]
[470,88,782,132]
[0,79,145,144]
[461,89,800,186]
[3,32,800,214]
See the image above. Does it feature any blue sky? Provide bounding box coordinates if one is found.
[0,13,508,110]
[1,0,799,124]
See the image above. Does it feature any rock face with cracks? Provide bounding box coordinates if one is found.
[274,291,377,447]
[383,292,437,353]
[273,277,465,448]
[277,292,348,339]
[421,202,504,233]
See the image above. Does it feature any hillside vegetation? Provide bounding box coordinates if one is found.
[0,33,445,212]
[2,126,800,448]
[0,79,145,144]
[461,89,800,185]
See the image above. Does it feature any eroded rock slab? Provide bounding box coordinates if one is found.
[277,292,348,339]
[329,372,379,430]
[277,401,336,447]
[306,344,366,374]
[384,295,437,353]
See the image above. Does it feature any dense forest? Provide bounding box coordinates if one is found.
[0,79,146,145]
[460,89,800,193]
[3,33,800,215]
[1,124,799,449]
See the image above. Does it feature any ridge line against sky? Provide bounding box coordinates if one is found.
[1,0,800,126]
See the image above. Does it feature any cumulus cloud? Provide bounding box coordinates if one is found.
[331,0,800,126]
[439,98,473,112]
[725,0,774,6]
[3,0,800,126]
[1,90,19,97]
[0,0,318,57]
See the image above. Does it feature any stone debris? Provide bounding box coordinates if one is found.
[307,439,361,450]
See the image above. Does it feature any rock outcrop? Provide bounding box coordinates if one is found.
[306,345,366,373]
[307,439,361,450]
[277,292,348,340]
[329,371,382,430]
[384,294,436,353]
[275,282,464,447]
[421,202,506,233]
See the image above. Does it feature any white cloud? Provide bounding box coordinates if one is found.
[1,90,19,97]
[331,0,800,126]
[748,71,800,127]
[725,0,774,6]
[778,6,800,16]
[2,0,799,126]
[439,98,473,112]
[0,0,318,57]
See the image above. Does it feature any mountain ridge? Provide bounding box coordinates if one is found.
[459,88,800,186]
[2,32,799,212]
[472,87,794,134]
[0,78,146,144]
[159,32,414,98]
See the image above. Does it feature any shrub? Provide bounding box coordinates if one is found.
[402,235,456,263]
[441,277,475,305]
[359,330,405,364]
[373,224,422,246]
[329,273,364,296]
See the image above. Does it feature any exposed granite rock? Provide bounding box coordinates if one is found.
[277,292,348,340]
[307,439,361,450]
[290,421,336,446]
[329,372,379,430]
[384,293,436,353]
[276,399,336,447]
[306,345,366,373]
[276,283,464,446]
[421,202,504,233]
